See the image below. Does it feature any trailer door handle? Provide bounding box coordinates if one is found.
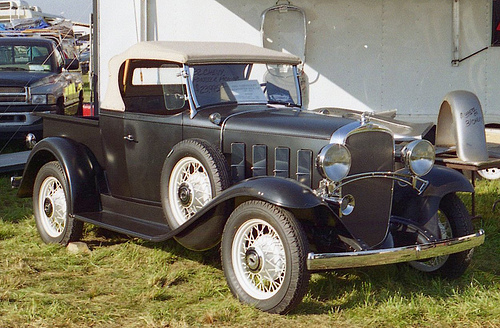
[123,134,138,143]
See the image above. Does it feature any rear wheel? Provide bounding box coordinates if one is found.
[33,161,83,245]
[221,201,309,314]
[410,193,474,278]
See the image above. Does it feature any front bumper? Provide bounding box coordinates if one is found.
[0,105,58,113]
[307,229,485,271]
[0,111,46,140]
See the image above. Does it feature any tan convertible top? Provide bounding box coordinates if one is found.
[112,41,301,65]
[102,41,301,111]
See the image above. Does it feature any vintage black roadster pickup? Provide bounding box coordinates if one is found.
[15,41,485,314]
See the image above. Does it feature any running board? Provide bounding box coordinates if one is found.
[73,211,175,242]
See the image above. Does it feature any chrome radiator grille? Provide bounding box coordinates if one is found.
[341,127,395,248]
[0,87,28,104]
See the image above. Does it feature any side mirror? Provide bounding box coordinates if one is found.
[64,58,80,70]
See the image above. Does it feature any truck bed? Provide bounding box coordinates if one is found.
[37,113,103,164]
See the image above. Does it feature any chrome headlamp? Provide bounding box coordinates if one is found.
[401,140,435,176]
[317,143,351,182]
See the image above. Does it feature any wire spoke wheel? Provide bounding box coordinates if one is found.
[38,176,68,238]
[410,212,452,272]
[33,161,83,245]
[232,218,286,299]
[409,193,474,278]
[169,157,212,225]
[221,201,309,314]
[162,139,230,231]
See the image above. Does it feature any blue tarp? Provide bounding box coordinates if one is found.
[0,17,50,31]
[11,17,50,30]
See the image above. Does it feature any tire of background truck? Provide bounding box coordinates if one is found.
[409,193,474,279]
[76,91,84,116]
[160,139,230,229]
[33,161,83,245]
[56,98,65,115]
[478,167,500,180]
[221,200,310,314]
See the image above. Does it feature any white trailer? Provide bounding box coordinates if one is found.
[92,0,500,124]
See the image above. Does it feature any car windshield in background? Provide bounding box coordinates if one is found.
[0,45,53,72]
[189,63,300,108]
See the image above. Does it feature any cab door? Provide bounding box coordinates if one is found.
[121,61,188,203]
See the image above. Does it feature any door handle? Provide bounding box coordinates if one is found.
[123,134,138,143]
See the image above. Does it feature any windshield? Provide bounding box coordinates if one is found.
[188,63,300,108]
[0,44,54,72]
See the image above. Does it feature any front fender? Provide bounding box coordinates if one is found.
[173,176,325,250]
[392,165,473,224]
[217,176,323,209]
[18,137,102,213]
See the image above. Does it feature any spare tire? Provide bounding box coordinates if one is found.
[161,139,230,229]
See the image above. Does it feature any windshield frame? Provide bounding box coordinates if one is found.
[184,62,302,118]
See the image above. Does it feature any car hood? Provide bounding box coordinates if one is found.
[0,71,55,87]
[221,106,355,140]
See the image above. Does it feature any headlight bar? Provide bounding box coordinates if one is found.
[320,171,429,199]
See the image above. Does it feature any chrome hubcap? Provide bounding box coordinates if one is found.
[232,219,286,300]
[168,157,212,226]
[38,176,67,238]
[43,198,54,217]
[245,247,264,272]
[177,182,193,207]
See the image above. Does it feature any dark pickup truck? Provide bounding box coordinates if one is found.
[16,41,484,314]
[0,36,82,142]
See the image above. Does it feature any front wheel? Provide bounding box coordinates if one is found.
[410,193,474,278]
[33,161,83,245]
[221,201,310,314]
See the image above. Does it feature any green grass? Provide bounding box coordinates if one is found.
[1,175,500,327]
